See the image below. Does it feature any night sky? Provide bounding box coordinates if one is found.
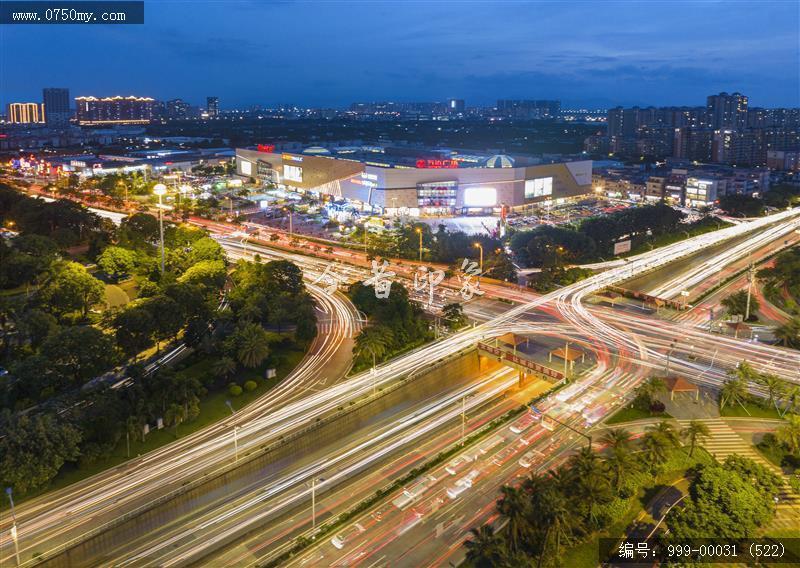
[2,0,799,109]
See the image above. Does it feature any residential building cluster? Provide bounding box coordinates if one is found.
[592,159,773,207]
[585,92,800,170]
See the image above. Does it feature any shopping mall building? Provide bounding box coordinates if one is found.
[235,145,592,217]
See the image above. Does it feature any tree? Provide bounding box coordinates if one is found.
[354,325,392,368]
[666,460,777,540]
[164,403,187,437]
[40,326,118,385]
[18,309,59,349]
[719,377,748,411]
[230,323,272,368]
[757,373,786,412]
[213,356,237,379]
[496,485,529,553]
[119,212,159,248]
[114,305,155,358]
[97,246,137,279]
[39,261,105,318]
[464,525,507,568]
[718,194,765,218]
[0,411,82,494]
[641,421,680,468]
[632,376,667,411]
[774,317,800,349]
[721,289,759,321]
[681,420,710,457]
[441,302,468,330]
[177,259,226,290]
[776,414,800,454]
[601,429,639,492]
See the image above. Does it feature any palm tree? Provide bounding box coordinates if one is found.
[605,444,641,493]
[213,356,237,380]
[354,326,392,368]
[776,414,800,454]
[641,421,680,468]
[574,472,613,526]
[601,428,634,452]
[464,525,507,568]
[782,386,800,417]
[496,485,529,553]
[234,323,271,368]
[531,484,577,562]
[164,403,187,437]
[774,318,800,348]
[719,377,749,412]
[568,446,606,479]
[681,420,711,456]
[758,373,786,412]
[730,360,757,383]
[636,376,667,407]
[650,420,681,447]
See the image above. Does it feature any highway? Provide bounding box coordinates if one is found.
[3,206,800,566]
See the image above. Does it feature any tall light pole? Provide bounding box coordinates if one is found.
[745,263,756,321]
[473,242,483,288]
[153,184,167,275]
[6,487,20,567]
[415,227,423,262]
[284,207,293,238]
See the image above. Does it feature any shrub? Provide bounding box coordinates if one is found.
[243,380,257,392]
[228,384,243,396]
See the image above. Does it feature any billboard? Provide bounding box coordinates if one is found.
[613,239,631,255]
[463,186,497,207]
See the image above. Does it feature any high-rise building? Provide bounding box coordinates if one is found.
[706,92,748,130]
[496,100,560,119]
[207,96,219,117]
[74,95,155,125]
[42,88,71,126]
[165,98,192,119]
[447,98,465,114]
[7,102,44,124]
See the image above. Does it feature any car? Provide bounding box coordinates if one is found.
[445,454,475,476]
[446,469,481,499]
[519,448,543,468]
[509,412,537,434]
[331,522,366,549]
[478,434,504,454]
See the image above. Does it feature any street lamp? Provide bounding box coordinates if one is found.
[415,227,423,262]
[179,184,191,206]
[153,183,167,275]
[5,487,20,567]
[473,242,483,288]
[284,207,294,238]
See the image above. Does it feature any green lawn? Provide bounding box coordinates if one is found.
[606,405,672,425]
[14,346,306,506]
[720,401,783,419]
[104,284,130,308]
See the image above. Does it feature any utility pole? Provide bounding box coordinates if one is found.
[461,395,466,445]
[745,263,756,321]
[311,477,317,528]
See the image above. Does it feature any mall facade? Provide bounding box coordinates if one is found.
[235,145,592,217]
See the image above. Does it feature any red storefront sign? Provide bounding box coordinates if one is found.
[416,158,458,169]
[257,144,276,153]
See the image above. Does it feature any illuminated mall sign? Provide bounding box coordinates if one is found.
[416,158,458,169]
[257,144,275,153]
[283,153,303,163]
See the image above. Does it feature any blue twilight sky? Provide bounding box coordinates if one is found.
[2,0,799,109]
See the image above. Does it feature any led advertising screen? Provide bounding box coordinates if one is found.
[463,186,497,207]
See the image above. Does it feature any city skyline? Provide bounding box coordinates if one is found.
[2,1,799,109]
